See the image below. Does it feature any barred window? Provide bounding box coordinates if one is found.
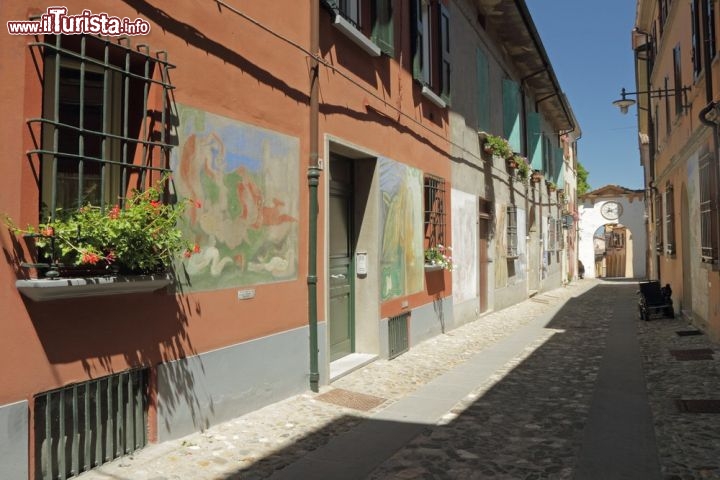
[700,151,718,263]
[655,192,664,254]
[424,175,446,248]
[507,205,518,257]
[547,218,557,252]
[556,217,564,250]
[666,183,675,255]
[29,35,174,219]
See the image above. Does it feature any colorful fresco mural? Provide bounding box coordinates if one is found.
[452,189,477,304]
[379,158,424,301]
[171,105,299,290]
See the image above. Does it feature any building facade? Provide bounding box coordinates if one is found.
[0,1,578,478]
[632,0,720,339]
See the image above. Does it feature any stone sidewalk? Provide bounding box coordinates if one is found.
[77,279,720,480]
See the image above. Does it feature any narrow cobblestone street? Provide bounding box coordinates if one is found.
[77,280,720,480]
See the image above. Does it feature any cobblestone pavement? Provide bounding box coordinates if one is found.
[77,279,720,480]
[637,313,720,479]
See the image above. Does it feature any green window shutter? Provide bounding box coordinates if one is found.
[541,134,550,174]
[411,0,423,81]
[556,161,565,189]
[372,0,394,57]
[476,48,490,132]
[502,79,521,152]
[439,3,450,101]
[526,112,541,169]
[554,147,564,183]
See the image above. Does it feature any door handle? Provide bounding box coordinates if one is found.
[331,274,346,279]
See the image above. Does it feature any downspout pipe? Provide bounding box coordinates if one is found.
[308,0,320,393]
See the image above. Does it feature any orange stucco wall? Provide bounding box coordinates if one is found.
[0,0,453,411]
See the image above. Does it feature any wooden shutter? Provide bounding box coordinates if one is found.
[371,0,394,56]
[526,112,542,169]
[411,0,423,81]
[502,79,521,152]
[439,3,450,101]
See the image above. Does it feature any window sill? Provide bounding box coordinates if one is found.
[332,15,381,57]
[16,273,172,302]
[424,264,444,272]
[421,85,447,109]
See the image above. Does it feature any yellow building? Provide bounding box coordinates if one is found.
[631,0,720,338]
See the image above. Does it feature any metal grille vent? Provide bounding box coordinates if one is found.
[34,369,149,480]
[388,313,409,360]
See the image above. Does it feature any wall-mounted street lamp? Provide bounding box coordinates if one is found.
[612,86,691,114]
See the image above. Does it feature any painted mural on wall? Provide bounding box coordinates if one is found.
[171,105,299,290]
[379,158,424,301]
[452,189,477,304]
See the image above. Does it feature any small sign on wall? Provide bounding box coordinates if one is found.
[237,289,255,300]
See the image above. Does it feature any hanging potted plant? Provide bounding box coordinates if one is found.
[482,134,512,159]
[531,170,543,183]
[547,181,557,192]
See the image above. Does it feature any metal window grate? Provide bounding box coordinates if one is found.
[507,205,518,257]
[699,152,717,263]
[666,183,675,254]
[388,313,409,360]
[34,369,149,480]
[424,175,446,248]
[27,34,175,218]
[655,192,664,254]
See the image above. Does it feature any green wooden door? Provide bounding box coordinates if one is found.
[329,156,354,362]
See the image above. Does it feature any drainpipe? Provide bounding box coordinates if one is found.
[308,0,320,393]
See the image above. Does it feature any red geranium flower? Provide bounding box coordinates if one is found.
[108,205,121,219]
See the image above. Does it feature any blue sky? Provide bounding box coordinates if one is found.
[526,0,643,191]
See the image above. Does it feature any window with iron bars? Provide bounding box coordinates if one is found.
[655,192,664,254]
[547,217,557,252]
[700,151,718,263]
[507,205,518,258]
[665,183,675,255]
[28,34,175,221]
[424,174,446,248]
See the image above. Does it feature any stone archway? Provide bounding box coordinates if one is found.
[593,223,635,278]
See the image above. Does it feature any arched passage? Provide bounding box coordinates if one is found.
[593,223,635,278]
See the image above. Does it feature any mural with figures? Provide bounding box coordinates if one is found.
[379,158,424,301]
[172,105,299,290]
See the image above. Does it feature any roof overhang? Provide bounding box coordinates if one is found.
[476,0,576,134]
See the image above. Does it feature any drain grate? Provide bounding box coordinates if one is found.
[676,330,703,336]
[670,348,715,361]
[315,388,386,412]
[675,399,720,413]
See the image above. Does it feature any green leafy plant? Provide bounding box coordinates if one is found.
[6,176,198,276]
[483,134,513,159]
[514,155,530,180]
[424,244,454,271]
[547,181,557,191]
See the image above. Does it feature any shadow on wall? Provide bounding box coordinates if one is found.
[1,220,212,436]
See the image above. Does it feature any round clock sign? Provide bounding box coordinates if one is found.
[600,201,623,220]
